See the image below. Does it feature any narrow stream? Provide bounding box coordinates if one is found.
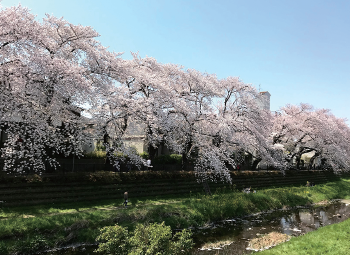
[41,201,350,255]
[193,201,350,254]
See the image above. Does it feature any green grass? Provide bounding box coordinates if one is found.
[257,217,350,255]
[1,178,350,254]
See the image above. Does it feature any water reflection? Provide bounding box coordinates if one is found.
[193,202,350,254]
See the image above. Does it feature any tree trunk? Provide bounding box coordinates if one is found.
[296,156,300,170]
[182,137,193,171]
[309,151,320,169]
[181,152,188,171]
[252,158,262,170]
[203,181,212,195]
[103,130,112,171]
[147,143,157,160]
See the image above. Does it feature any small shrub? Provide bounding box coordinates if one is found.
[0,241,9,255]
[26,174,43,183]
[83,151,107,159]
[139,152,149,160]
[95,225,130,255]
[88,171,121,183]
[130,222,173,254]
[95,141,106,151]
[19,235,49,254]
[171,228,194,254]
[95,222,193,255]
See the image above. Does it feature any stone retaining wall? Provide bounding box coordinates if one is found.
[0,170,346,207]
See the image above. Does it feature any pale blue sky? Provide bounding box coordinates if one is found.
[2,0,350,122]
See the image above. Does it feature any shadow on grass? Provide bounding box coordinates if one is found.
[0,192,195,219]
[313,179,350,200]
[0,198,119,218]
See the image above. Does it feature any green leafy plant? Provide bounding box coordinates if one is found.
[95,222,193,255]
[83,150,107,159]
[18,235,49,254]
[95,225,130,255]
[96,141,106,151]
[139,152,149,160]
[88,171,121,183]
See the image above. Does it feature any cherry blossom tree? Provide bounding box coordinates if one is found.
[88,53,183,169]
[91,53,279,183]
[272,104,350,171]
[168,75,279,183]
[0,4,125,173]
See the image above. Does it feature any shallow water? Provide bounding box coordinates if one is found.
[193,201,350,254]
[40,201,350,255]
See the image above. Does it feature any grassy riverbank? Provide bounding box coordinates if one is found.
[1,177,350,254]
[258,216,350,255]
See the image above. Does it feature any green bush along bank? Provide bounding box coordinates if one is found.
[95,222,193,255]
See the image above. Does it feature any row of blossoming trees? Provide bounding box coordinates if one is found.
[1,5,350,183]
